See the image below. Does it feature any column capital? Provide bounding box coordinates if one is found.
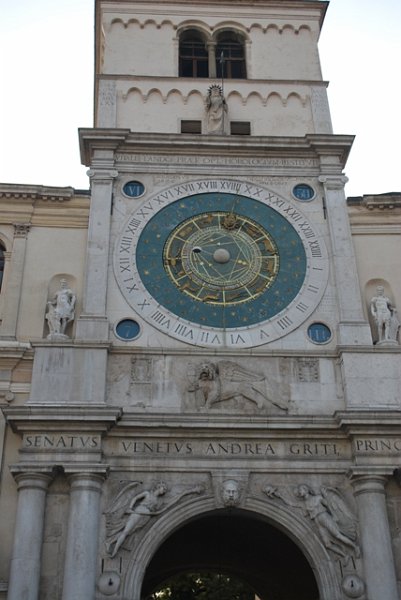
[86,168,118,183]
[10,463,55,477]
[349,473,389,497]
[11,471,53,492]
[67,471,107,494]
[318,175,348,190]
[13,223,31,238]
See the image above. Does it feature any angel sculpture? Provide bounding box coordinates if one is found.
[187,360,288,411]
[264,483,360,559]
[105,481,203,558]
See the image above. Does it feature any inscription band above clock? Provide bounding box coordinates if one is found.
[114,179,329,348]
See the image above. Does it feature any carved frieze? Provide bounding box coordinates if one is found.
[186,359,289,412]
[296,358,320,382]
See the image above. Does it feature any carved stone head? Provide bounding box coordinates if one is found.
[222,479,241,506]
[198,362,217,381]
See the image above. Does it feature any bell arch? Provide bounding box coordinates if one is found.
[122,496,342,599]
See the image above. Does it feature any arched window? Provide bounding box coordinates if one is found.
[0,243,5,292]
[179,30,209,78]
[216,32,246,79]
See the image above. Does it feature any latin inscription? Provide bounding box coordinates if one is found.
[115,154,319,169]
[23,434,100,449]
[21,435,401,458]
[354,438,401,454]
[109,438,344,459]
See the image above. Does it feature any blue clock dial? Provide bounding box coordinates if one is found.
[135,193,306,329]
[114,179,329,348]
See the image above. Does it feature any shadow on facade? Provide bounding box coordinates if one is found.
[141,510,319,599]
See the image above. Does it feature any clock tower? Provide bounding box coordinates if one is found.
[4,2,401,600]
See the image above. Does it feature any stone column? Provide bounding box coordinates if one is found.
[76,166,117,340]
[318,175,371,344]
[207,42,217,78]
[7,472,52,600]
[0,223,30,338]
[62,473,105,600]
[352,475,398,600]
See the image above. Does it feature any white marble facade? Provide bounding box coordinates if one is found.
[0,1,401,600]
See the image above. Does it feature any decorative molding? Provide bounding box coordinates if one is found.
[318,175,348,191]
[350,224,401,236]
[296,358,320,382]
[0,185,76,202]
[106,17,313,36]
[122,85,307,107]
[13,223,30,238]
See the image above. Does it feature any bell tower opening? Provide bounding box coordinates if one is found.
[141,511,319,600]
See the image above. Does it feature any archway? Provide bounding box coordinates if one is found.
[123,497,341,599]
[141,510,319,599]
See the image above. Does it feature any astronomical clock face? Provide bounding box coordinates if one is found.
[114,179,328,348]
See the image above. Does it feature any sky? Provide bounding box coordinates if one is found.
[0,0,400,197]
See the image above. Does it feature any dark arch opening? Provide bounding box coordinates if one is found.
[141,510,319,599]
[216,31,247,79]
[179,29,209,78]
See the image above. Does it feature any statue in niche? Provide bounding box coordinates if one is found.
[221,479,241,507]
[205,84,228,134]
[46,278,76,339]
[264,484,360,560]
[105,481,203,558]
[187,361,288,412]
[370,285,400,344]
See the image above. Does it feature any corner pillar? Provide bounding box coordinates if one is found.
[62,472,106,600]
[318,175,371,344]
[76,166,118,340]
[7,471,53,600]
[351,475,398,600]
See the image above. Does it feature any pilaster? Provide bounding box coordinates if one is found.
[7,470,53,600]
[0,223,30,339]
[351,474,399,600]
[76,163,118,341]
[319,175,371,345]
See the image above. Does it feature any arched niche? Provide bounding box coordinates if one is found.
[365,278,398,344]
[43,273,77,338]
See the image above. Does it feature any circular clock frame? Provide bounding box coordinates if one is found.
[114,179,329,348]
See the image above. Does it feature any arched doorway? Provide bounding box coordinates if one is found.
[141,510,319,599]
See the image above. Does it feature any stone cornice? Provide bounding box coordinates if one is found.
[0,184,78,202]
[98,73,330,86]
[79,129,353,170]
[2,405,122,434]
[9,462,110,476]
[348,193,401,210]
[0,185,90,228]
[98,0,328,27]
[113,410,401,434]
